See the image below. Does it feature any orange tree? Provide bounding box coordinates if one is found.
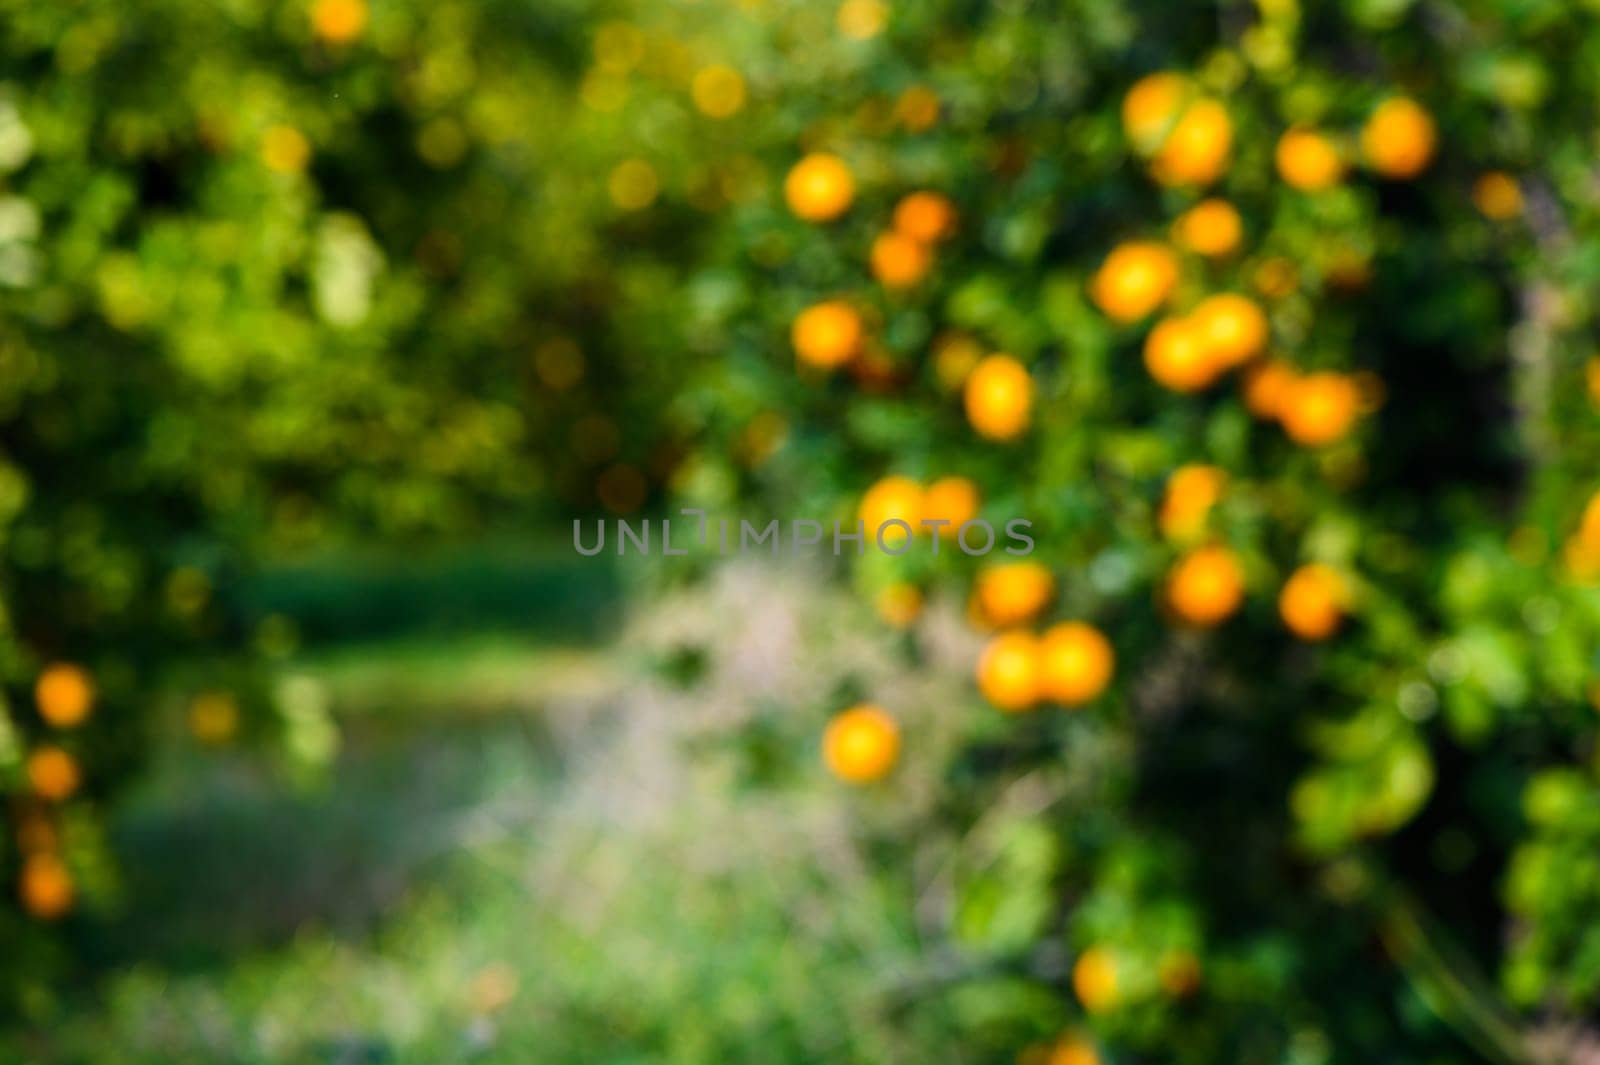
[628,0,1600,1059]
[0,0,710,1007]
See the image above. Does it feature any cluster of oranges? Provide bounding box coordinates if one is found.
[14,662,96,920]
[1091,71,1425,448]
[804,70,1408,779]
[1157,467,1349,639]
[787,152,962,385]
[1014,940,1203,1062]
[976,623,1117,713]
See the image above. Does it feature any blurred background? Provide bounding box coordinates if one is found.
[6,0,1600,1062]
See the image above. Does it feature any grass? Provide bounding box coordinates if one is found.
[3,563,1007,1064]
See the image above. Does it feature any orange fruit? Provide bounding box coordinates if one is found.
[792,300,862,370]
[189,692,242,744]
[784,152,855,221]
[1472,171,1523,220]
[1152,99,1232,186]
[1159,464,1226,542]
[1167,545,1246,627]
[1579,490,1600,547]
[1566,534,1600,582]
[691,65,747,119]
[1275,128,1345,190]
[822,704,901,783]
[1072,946,1120,1013]
[895,85,941,132]
[1361,97,1436,179]
[870,230,933,289]
[1038,622,1115,706]
[1157,950,1202,998]
[859,475,925,547]
[260,125,311,174]
[836,0,888,39]
[1143,315,1219,393]
[932,333,983,391]
[1279,562,1348,641]
[1044,1039,1102,1065]
[874,584,924,628]
[26,747,81,802]
[1122,72,1190,153]
[19,853,73,920]
[1241,359,1298,420]
[1191,293,1268,369]
[311,0,368,44]
[1279,371,1360,446]
[964,355,1034,440]
[977,631,1041,712]
[1252,256,1299,300]
[975,561,1055,627]
[1172,199,1242,258]
[923,475,980,528]
[892,191,957,243]
[1091,241,1180,323]
[35,663,94,728]
[15,810,58,854]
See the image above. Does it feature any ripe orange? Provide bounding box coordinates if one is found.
[1167,544,1246,627]
[1279,563,1347,641]
[1361,97,1436,179]
[1580,489,1600,547]
[35,663,94,728]
[1279,371,1360,446]
[874,584,924,629]
[1039,622,1115,706]
[977,631,1042,712]
[1044,1039,1102,1065]
[870,230,933,289]
[1072,946,1120,1013]
[1091,241,1179,323]
[1473,171,1523,220]
[1159,464,1226,542]
[784,152,855,221]
[892,191,957,243]
[836,0,888,39]
[1241,359,1298,420]
[1172,199,1242,258]
[19,853,73,920]
[1144,315,1219,393]
[923,475,980,529]
[1275,128,1345,190]
[792,300,862,370]
[964,354,1034,440]
[26,747,81,802]
[311,0,368,44]
[1122,72,1190,152]
[822,704,901,783]
[859,475,925,546]
[1191,293,1268,369]
[975,561,1055,627]
[1152,98,1232,186]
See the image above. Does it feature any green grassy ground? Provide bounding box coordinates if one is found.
[5,564,1003,1064]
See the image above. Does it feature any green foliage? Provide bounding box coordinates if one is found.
[8,0,1600,1060]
